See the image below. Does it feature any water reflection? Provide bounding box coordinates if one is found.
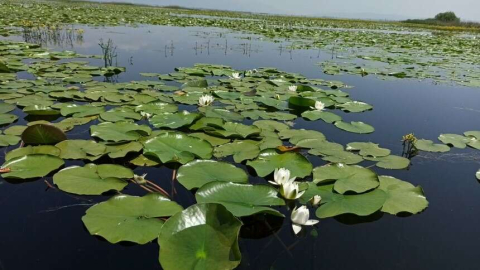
[22,26,84,48]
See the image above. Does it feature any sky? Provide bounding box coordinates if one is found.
[92,0,480,21]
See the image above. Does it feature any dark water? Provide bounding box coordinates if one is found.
[1,25,480,270]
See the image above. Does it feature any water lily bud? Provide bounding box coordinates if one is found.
[310,195,322,206]
[291,205,319,234]
[133,173,148,185]
[280,181,304,200]
[269,168,296,186]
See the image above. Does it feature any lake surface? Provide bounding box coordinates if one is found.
[1,24,480,270]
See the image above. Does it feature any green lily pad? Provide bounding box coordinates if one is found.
[5,145,60,161]
[346,142,391,157]
[0,103,16,114]
[0,113,18,125]
[0,134,20,147]
[206,122,261,139]
[414,139,450,152]
[322,151,364,165]
[177,160,248,190]
[53,164,133,195]
[21,124,67,145]
[196,182,285,217]
[378,176,428,215]
[438,134,470,149]
[334,121,375,134]
[135,102,178,115]
[213,140,260,163]
[158,203,241,270]
[143,131,213,164]
[1,154,64,179]
[313,163,379,194]
[338,101,372,113]
[247,149,312,178]
[200,107,244,122]
[91,122,151,142]
[366,155,410,170]
[303,183,387,218]
[190,132,230,146]
[23,105,60,116]
[104,141,143,158]
[301,110,342,123]
[253,120,290,132]
[150,111,200,129]
[82,194,183,244]
[56,140,106,160]
[279,129,326,144]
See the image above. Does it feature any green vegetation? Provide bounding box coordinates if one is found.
[404,11,480,29]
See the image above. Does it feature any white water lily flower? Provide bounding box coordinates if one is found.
[280,181,305,200]
[198,94,214,107]
[288,85,298,92]
[272,78,285,83]
[291,206,319,234]
[140,111,153,119]
[269,168,296,186]
[230,72,241,79]
[311,101,325,111]
[133,173,148,184]
[310,195,322,206]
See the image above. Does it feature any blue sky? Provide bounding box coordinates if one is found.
[93,0,480,21]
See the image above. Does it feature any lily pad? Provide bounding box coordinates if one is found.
[378,176,428,215]
[414,139,450,152]
[104,141,143,158]
[1,154,64,179]
[301,110,341,123]
[346,142,391,157]
[21,124,67,145]
[313,163,379,194]
[213,141,260,163]
[438,134,470,149]
[0,134,20,147]
[247,149,312,178]
[206,122,261,139]
[53,164,133,195]
[56,140,106,160]
[150,111,200,129]
[334,121,375,134]
[366,155,410,170]
[91,122,151,142]
[158,203,242,270]
[196,182,285,217]
[82,194,183,244]
[5,145,60,161]
[143,132,213,164]
[0,113,17,125]
[177,160,248,190]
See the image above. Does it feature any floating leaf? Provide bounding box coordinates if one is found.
[334,121,375,134]
[0,113,18,125]
[196,182,285,217]
[414,139,450,152]
[301,110,341,123]
[21,124,67,145]
[313,163,379,194]
[91,122,151,142]
[53,164,133,195]
[143,131,213,164]
[247,149,312,178]
[346,142,391,157]
[378,176,428,215]
[177,160,248,190]
[214,141,260,163]
[104,141,143,158]
[5,145,60,161]
[56,140,106,160]
[158,203,241,270]
[366,155,410,170]
[1,154,64,179]
[82,194,183,244]
[438,134,470,149]
[150,111,200,129]
[206,122,261,139]
[0,134,20,147]
[303,183,387,218]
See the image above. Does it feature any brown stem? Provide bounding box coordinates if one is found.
[145,180,170,198]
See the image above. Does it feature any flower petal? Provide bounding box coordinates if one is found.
[305,220,319,226]
[292,224,302,235]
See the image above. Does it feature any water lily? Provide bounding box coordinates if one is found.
[198,94,214,107]
[310,195,322,206]
[311,101,325,111]
[230,72,241,79]
[140,111,153,119]
[133,173,148,184]
[288,85,297,92]
[280,181,304,200]
[269,168,296,186]
[291,206,319,234]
